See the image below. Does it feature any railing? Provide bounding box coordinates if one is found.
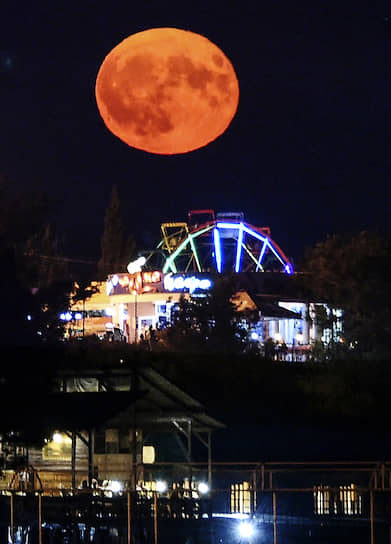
[1,461,391,543]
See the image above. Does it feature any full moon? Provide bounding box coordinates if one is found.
[95,28,239,155]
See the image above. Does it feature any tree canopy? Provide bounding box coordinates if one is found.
[0,179,72,345]
[300,231,391,357]
[157,275,258,354]
[98,185,137,279]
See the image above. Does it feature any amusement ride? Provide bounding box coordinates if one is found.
[144,209,293,276]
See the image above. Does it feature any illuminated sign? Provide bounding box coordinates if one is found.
[107,272,162,296]
[163,273,212,293]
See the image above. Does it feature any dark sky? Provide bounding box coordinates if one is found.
[1,1,390,265]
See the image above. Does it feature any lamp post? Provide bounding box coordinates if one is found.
[133,291,138,343]
[154,481,167,544]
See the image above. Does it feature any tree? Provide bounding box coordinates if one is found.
[301,231,391,357]
[159,275,257,354]
[20,224,68,288]
[98,185,137,279]
[72,280,99,338]
[0,181,72,345]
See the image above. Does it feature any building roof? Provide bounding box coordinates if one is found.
[53,362,225,433]
[102,365,225,433]
[252,297,302,319]
[0,389,142,435]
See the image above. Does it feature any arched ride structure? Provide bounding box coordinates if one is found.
[152,210,293,275]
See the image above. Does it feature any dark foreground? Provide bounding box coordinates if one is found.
[1,492,391,544]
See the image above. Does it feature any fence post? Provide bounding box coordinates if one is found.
[370,489,374,544]
[10,492,14,544]
[273,491,277,544]
[154,491,158,544]
[38,492,43,544]
[127,490,132,544]
[252,471,257,513]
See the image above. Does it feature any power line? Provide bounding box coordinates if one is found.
[23,251,98,266]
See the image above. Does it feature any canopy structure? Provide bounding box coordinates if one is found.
[1,359,223,489]
[105,365,224,433]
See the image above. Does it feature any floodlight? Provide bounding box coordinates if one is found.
[110,481,122,493]
[156,480,167,493]
[238,521,255,540]
[198,482,209,495]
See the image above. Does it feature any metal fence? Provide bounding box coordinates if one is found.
[1,461,391,543]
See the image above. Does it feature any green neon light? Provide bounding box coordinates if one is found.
[163,225,213,274]
[189,234,202,272]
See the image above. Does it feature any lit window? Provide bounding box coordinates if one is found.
[231,482,252,514]
[314,484,362,516]
[336,484,362,515]
[314,485,330,515]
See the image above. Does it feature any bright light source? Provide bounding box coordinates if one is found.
[274,332,282,342]
[127,256,146,274]
[74,312,83,320]
[155,480,167,493]
[164,273,212,293]
[142,445,156,464]
[110,481,122,493]
[295,332,304,343]
[284,262,294,274]
[105,307,114,316]
[52,432,63,444]
[250,332,259,340]
[26,314,32,321]
[213,228,222,273]
[238,521,255,539]
[198,482,209,495]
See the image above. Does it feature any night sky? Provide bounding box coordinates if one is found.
[1,1,390,266]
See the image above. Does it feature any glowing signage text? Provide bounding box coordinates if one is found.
[164,274,212,293]
[107,271,162,296]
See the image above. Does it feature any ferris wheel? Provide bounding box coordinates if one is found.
[149,210,293,275]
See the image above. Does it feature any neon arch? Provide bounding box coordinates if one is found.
[157,212,293,275]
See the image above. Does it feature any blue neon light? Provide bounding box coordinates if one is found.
[164,274,212,293]
[284,263,294,275]
[256,240,268,271]
[216,222,241,229]
[164,220,291,275]
[213,228,222,273]
[266,240,285,265]
[235,223,244,272]
[242,224,267,243]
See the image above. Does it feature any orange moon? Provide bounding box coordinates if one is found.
[95,28,239,155]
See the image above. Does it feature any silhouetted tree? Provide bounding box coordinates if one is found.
[72,280,99,337]
[21,224,68,288]
[301,231,391,357]
[1,181,72,345]
[160,276,256,354]
[98,185,137,279]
